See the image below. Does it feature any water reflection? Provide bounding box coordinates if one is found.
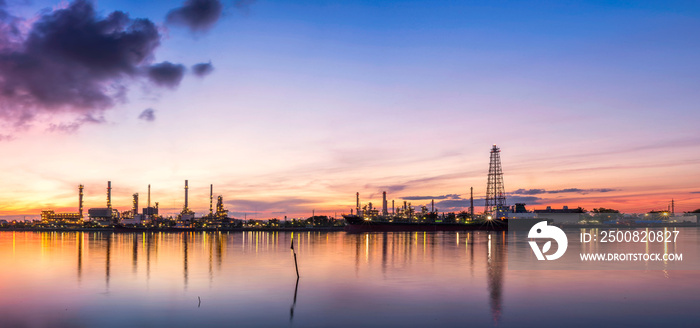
[487,232,505,324]
[183,232,188,289]
[105,233,111,289]
[4,230,697,327]
[77,231,83,282]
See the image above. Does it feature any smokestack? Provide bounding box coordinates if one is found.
[132,193,139,215]
[470,187,474,219]
[392,200,395,215]
[356,192,360,213]
[672,199,675,216]
[210,184,213,216]
[382,191,388,215]
[107,181,112,209]
[148,184,151,208]
[184,180,189,210]
[79,184,84,219]
[431,199,434,213]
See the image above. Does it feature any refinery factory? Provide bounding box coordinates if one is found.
[40,180,234,228]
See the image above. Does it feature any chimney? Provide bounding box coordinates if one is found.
[382,191,388,215]
[672,199,675,215]
[79,184,84,219]
[470,187,474,219]
[107,181,112,209]
[184,180,189,210]
[148,184,151,208]
[356,192,360,213]
[210,184,213,216]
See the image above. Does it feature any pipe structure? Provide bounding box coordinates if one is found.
[132,193,139,216]
[210,184,213,216]
[148,184,151,208]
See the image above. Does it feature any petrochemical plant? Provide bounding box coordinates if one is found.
[40,180,236,228]
[27,144,700,230]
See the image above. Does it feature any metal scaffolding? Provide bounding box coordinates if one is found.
[484,145,507,217]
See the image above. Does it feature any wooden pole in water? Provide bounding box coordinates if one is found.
[291,235,299,278]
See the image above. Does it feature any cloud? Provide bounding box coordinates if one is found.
[166,0,223,32]
[507,196,543,204]
[192,62,213,77]
[366,184,406,194]
[147,62,186,88]
[401,194,461,201]
[0,0,198,130]
[511,189,546,195]
[138,108,155,122]
[690,191,700,194]
[225,198,317,214]
[0,133,12,141]
[432,195,543,212]
[47,115,103,133]
[511,188,617,195]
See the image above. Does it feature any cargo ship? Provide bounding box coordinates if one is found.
[342,191,509,232]
[343,213,507,233]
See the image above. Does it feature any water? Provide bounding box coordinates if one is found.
[1,230,700,327]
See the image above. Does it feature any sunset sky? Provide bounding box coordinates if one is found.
[0,0,699,220]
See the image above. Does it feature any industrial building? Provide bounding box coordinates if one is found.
[533,206,585,224]
[88,181,118,225]
[41,185,84,225]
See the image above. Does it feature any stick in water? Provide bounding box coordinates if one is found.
[198,296,201,308]
[291,235,299,278]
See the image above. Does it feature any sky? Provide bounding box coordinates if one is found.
[0,0,699,220]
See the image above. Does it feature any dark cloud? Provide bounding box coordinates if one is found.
[138,108,155,121]
[47,115,103,133]
[166,0,223,32]
[507,196,543,204]
[511,188,616,195]
[434,199,479,209]
[690,191,700,194]
[367,184,406,194]
[433,195,543,212]
[192,62,213,77]
[147,62,185,88]
[0,0,198,130]
[510,188,546,195]
[401,194,461,201]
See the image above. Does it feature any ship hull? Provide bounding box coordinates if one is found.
[343,216,508,233]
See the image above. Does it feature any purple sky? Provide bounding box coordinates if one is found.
[0,0,699,219]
